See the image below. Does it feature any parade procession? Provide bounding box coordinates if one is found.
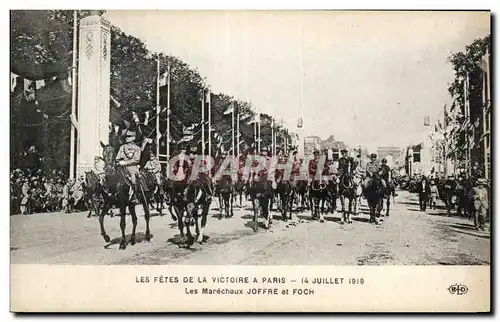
[10,10,491,265]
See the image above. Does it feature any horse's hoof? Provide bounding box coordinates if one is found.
[102,234,111,243]
[145,232,151,242]
[320,219,324,223]
[348,220,353,224]
[119,243,127,250]
[130,238,136,246]
[340,221,345,225]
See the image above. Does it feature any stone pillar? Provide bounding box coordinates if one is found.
[76,13,111,177]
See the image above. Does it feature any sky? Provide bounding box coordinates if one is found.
[104,10,490,152]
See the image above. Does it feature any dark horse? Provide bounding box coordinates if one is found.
[97,143,156,250]
[233,174,246,207]
[339,170,361,224]
[248,175,274,231]
[84,171,105,218]
[363,173,384,224]
[215,175,234,219]
[167,172,214,247]
[309,179,329,222]
[274,160,296,221]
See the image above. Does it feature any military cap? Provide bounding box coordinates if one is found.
[370,153,377,159]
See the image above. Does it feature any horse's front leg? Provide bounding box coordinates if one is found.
[340,195,346,224]
[347,197,353,224]
[119,205,127,250]
[230,191,234,217]
[218,193,223,219]
[129,205,138,245]
[319,197,325,222]
[252,198,259,232]
[196,202,210,244]
[385,197,390,217]
[99,201,111,243]
[141,194,152,242]
[175,206,186,247]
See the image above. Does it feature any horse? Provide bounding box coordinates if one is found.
[183,175,214,245]
[339,171,358,224]
[84,171,105,218]
[233,174,246,207]
[363,173,384,224]
[352,173,364,216]
[167,170,213,247]
[96,143,156,250]
[215,175,234,219]
[295,180,310,210]
[274,164,295,221]
[309,178,329,222]
[380,176,395,217]
[248,175,274,231]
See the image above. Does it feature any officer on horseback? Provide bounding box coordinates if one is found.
[144,151,163,193]
[380,158,395,196]
[93,156,106,186]
[115,129,142,201]
[338,148,356,178]
[363,153,385,189]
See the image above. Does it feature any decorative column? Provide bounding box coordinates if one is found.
[76,12,111,177]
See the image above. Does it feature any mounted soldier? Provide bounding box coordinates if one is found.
[363,153,383,189]
[115,129,142,202]
[144,151,163,191]
[93,156,106,186]
[338,148,356,180]
[380,158,395,196]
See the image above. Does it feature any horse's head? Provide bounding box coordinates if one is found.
[100,141,116,168]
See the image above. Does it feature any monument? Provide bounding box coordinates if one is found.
[76,11,111,177]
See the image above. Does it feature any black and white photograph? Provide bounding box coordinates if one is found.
[9,9,492,312]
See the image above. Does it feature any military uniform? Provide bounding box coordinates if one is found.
[116,134,142,186]
[93,157,106,185]
[363,155,381,189]
[144,154,162,186]
[380,162,391,191]
[472,179,489,230]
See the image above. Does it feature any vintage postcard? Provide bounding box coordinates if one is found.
[10,10,491,312]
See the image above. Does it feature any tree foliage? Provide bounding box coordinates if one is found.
[445,34,490,163]
[10,10,291,171]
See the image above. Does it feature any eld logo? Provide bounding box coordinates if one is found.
[448,284,469,296]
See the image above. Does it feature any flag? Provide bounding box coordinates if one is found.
[247,113,260,125]
[223,103,234,115]
[111,95,121,107]
[35,79,45,90]
[183,125,193,135]
[132,111,140,124]
[479,51,489,73]
[159,71,168,87]
[240,113,251,121]
[11,72,17,92]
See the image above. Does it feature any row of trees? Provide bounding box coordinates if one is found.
[10,10,292,172]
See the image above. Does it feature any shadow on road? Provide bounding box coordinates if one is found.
[352,216,371,223]
[167,234,210,246]
[104,231,154,249]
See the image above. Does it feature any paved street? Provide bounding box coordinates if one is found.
[10,190,490,265]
